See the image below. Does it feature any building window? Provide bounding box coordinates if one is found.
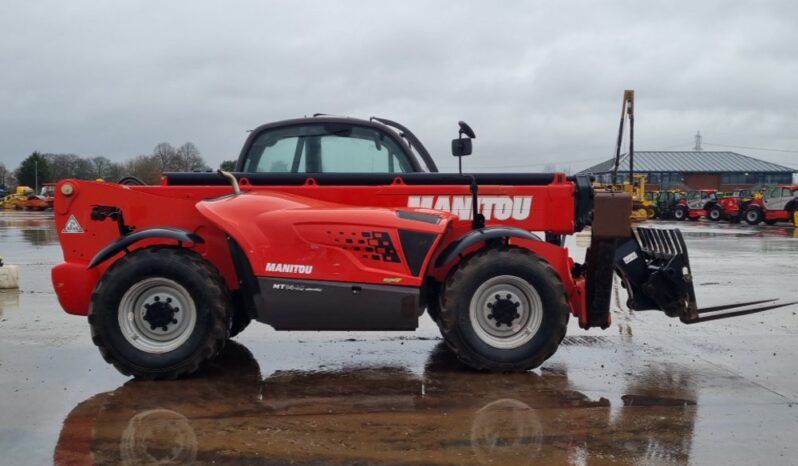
[660,172,683,188]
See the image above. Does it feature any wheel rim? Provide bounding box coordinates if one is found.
[710,209,719,220]
[118,278,197,354]
[675,209,684,219]
[746,210,758,223]
[469,275,543,350]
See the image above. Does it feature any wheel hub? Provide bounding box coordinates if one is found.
[118,278,197,354]
[487,294,521,327]
[142,296,180,331]
[469,275,544,350]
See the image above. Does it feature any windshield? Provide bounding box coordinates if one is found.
[243,124,414,174]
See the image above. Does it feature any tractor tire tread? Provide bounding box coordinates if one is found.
[438,246,569,372]
[88,246,231,380]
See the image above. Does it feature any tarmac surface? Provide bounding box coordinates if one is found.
[0,209,797,465]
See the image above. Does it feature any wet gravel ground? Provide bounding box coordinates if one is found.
[1,210,797,465]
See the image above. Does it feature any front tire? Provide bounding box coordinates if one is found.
[744,208,762,225]
[89,247,231,379]
[439,247,569,372]
[708,206,722,221]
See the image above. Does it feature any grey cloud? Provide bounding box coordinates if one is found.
[1,0,796,173]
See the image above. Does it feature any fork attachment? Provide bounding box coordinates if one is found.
[614,227,795,324]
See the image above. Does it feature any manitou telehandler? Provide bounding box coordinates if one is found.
[673,189,717,221]
[51,114,794,379]
[710,189,754,223]
[743,185,798,225]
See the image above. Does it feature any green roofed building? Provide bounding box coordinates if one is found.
[578,151,796,191]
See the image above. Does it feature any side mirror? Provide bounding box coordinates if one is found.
[451,120,476,157]
[451,138,472,157]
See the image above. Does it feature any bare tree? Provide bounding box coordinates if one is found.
[123,155,162,184]
[174,142,207,172]
[0,162,8,190]
[152,143,179,172]
[90,156,113,179]
[105,162,125,182]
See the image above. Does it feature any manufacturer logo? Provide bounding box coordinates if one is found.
[407,195,533,221]
[272,283,322,292]
[62,215,84,233]
[266,263,313,274]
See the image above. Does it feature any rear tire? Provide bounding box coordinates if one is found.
[88,247,231,379]
[744,208,762,225]
[673,207,687,221]
[439,247,569,372]
[229,305,252,338]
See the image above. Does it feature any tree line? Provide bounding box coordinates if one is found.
[1,142,215,192]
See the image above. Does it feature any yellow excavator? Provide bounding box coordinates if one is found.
[2,186,35,210]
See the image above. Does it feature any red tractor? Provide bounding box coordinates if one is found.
[710,189,754,223]
[673,189,717,221]
[743,185,798,225]
[40,182,56,209]
[51,117,791,379]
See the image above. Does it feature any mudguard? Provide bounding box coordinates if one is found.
[87,227,204,269]
[434,226,541,267]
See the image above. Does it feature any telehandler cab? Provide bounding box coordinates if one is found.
[52,116,794,379]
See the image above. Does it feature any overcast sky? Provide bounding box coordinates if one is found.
[1,0,797,173]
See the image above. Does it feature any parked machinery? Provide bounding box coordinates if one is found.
[710,189,754,223]
[2,186,36,210]
[51,113,794,379]
[673,189,717,221]
[743,185,798,225]
[651,191,683,219]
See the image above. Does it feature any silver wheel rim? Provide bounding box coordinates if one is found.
[710,209,719,220]
[675,209,684,219]
[118,278,197,354]
[746,210,757,222]
[469,275,543,349]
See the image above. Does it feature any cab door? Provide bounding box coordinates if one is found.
[763,187,788,211]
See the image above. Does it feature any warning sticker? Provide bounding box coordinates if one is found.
[62,215,84,234]
[622,251,638,264]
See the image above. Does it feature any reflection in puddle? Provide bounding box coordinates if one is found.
[54,342,699,465]
[0,211,58,246]
[0,289,20,316]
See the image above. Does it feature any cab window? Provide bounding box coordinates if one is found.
[243,124,413,174]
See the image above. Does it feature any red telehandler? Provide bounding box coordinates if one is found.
[51,115,794,379]
[672,189,717,221]
[711,189,754,223]
[743,185,798,225]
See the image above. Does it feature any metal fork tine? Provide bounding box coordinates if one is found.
[688,301,798,324]
[641,227,653,248]
[636,228,649,251]
[697,299,777,314]
[666,229,679,254]
[640,228,654,253]
[648,229,662,254]
[656,229,671,255]
[658,229,672,255]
